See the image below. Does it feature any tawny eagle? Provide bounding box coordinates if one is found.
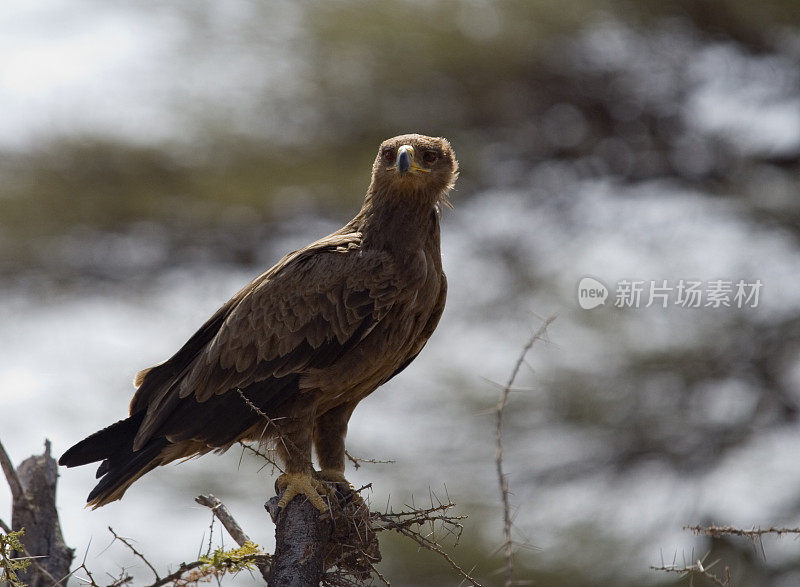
[59,134,458,511]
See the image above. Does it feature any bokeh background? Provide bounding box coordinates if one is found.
[2,1,800,585]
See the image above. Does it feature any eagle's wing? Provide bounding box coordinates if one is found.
[130,232,404,450]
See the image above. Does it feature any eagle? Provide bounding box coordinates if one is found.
[59,134,458,512]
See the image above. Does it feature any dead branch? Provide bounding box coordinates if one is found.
[195,493,270,581]
[687,524,800,540]
[104,522,268,587]
[344,451,395,471]
[65,540,133,587]
[372,496,479,586]
[494,316,555,586]
[108,526,160,581]
[0,440,24,502]
[195,494,251,546]
[652,525,800,586]
[265,491,334,586]
[147,561,205,587]
[650,552,731,587]
[2,439,74,586]
[237,442,283,474]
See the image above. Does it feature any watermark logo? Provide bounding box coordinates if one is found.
[578,277,763,310]
[577,276,609,309]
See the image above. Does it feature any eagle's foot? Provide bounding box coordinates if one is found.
[317,468,352,488]
[275,472,330,512]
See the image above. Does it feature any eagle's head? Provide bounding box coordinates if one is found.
[370,134,458,207]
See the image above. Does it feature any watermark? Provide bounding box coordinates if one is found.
[577,276,609,309]
[578,277,762,309]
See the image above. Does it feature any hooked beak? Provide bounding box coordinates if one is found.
[397,145,413,174]
[392,144,430,176]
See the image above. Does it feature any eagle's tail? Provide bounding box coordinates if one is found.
[59,413,167,508]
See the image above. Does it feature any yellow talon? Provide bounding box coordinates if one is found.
[275,472,330,512]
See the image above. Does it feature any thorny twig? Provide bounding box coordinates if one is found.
[652,525,800,586]
[108,527,161,582]
[372,495,480,587]
[237,441,283,474]
[147,562,206,587]
[104,521,267,587]
[236,389,294,473]
[69,539,132,587]
[494,316,555,586]
[345,451,395,471]
[687,524,800,540]
[651,550,731,587]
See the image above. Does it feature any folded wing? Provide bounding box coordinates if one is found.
[130,232,403,450]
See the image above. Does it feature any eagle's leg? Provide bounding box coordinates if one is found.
[274,425,330,512]
[314,402,356,487]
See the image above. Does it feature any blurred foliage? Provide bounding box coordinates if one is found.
[2,0,799,277]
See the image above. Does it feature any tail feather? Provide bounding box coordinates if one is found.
[86,436,167,508]
[59,413,145,468]
[59,412,167,507]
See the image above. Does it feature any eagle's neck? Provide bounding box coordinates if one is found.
[351,188,442,256]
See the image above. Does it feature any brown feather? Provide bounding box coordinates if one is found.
[60,134,458,507]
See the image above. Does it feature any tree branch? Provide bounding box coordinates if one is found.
[4,439,74,586]
[0,439,24,502]
[196,493,270,582]
[265,493,333,586]
[494,316,555,587]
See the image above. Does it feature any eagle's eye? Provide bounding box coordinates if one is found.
[382,148,395,163]
[422,150,438,165]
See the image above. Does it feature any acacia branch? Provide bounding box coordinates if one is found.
[371,494,479,586]
[650,552,731,587]
[687,524,800,540]
[344,451,395,470]
[109,526,161,581]
[147,561,205,587]
[196,494,252,547]
[494,316,555,587]
[195,493,270,582]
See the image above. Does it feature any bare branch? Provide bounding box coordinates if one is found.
[108,526,161,582]
[0,439,24,502]
[195,493,270,582]
[146,561,205,587]
[345,451,395,471]
[237,441,283,474]
[4,440,74,584]
[494,316,555,586]
[652,525,800,586]
[195,494,251,547]
[651,555,731,587]
[687,524,800,540]
[372,497,479,587]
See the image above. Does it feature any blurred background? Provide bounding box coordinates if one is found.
[2,0,800,585]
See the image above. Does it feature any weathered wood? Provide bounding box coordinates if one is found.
[195,493,270,582]
[265,494,332,586]
[265,483,380,585]
[5,440,74,586]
